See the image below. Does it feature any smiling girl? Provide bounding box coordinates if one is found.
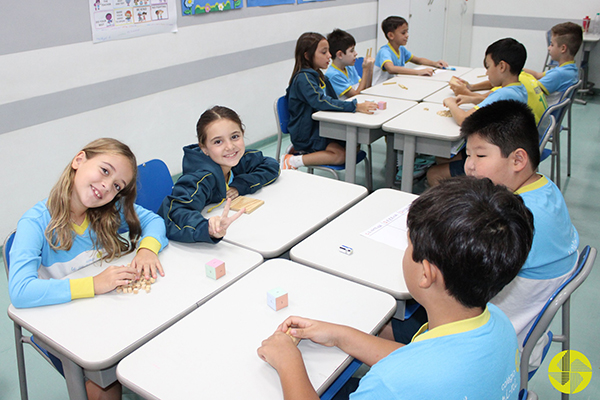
[159,106,279,243]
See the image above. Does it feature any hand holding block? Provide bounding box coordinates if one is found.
[286,327,301,346]
[206,258,226,280]
[267,288,288,311]
[230,196,264,214]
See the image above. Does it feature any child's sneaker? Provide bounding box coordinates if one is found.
[280,154,297,170]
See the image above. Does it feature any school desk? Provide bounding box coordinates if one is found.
[202,170,368,258]
[290,188,417,318]
[313,94,418,186]
[362,76,449,102]
[382,102,469,192]
[406,65,472,82]
[116,259,396,399]
[7,241,263,399]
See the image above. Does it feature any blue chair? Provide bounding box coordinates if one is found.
[543,30,559,72]
[537,97,571,190]
[520,246,596,398]
[274,96,373,191]
[3,230,65,400]
[555,80,582,178]
[135,159,173,213]
[354,56,364,78]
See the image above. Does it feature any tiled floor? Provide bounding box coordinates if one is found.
[1,95,599,399]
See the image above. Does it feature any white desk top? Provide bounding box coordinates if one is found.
[290,188,418,299]
[407,65,473,82]
[422,86,458,104]
[362,76,448,102]
[7,241,263,371]
[312,94,417,129]
[458,67,489,86]
[382,102,465,141]
[202,170,368,258]
[117,259,397,400]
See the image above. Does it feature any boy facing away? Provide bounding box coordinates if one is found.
[523,22,583,105]
[462,100,579,369]
[372,16,448,85]
[325,29,375,100]
[257,176,534,400]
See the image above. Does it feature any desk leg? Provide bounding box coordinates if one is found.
[345,126,358,183]
[61,356,89,400]
[385,133,395,187]
[400,136,416,193]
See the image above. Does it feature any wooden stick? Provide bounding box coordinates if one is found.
[383,81,396,85]
[477,74,487,78]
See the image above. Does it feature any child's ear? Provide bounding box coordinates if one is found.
[71,151,86,170]
[420,260,437,289]
[386,31,394,42]
[498,60,508,73]
[336,50,345,60]
[560,43,568,54]
[511,148,529,172]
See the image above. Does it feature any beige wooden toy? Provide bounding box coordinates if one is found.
[230,196,264,214]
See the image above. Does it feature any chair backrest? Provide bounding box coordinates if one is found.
[543,29,559,71]
[3,230,16,277]
[558,79,583,104]
[520,246,597,384]
[274,95,290,160]
[537,97,570,137]
[538,115,556,154]
[354,56,364,78]
[136,159,173,213]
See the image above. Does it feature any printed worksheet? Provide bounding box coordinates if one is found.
[361,204,410,250]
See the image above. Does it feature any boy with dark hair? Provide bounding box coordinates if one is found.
[372,16,448,85]
[257,176,533,400]
[462,100,579,370]
[325,29,374,100]
[524,22,583,104]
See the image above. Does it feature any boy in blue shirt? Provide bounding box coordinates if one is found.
[325,29,374,100]
[258,176,533,400]
[372,16,448,85]
[463,100,579,369]
[523,22,582,105]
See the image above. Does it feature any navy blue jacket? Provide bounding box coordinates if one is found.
[159,144,279,243]
[287,68,357,152]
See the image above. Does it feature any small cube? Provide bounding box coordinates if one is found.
[377,101,387,110]
[339,245,353,255]
[267,288,288,311]
[205,258,226,280]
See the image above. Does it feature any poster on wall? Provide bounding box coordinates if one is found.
[247,0,293,7]
[89,0,178,43]
[181,0,242,15]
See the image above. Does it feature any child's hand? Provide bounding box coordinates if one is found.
[257,331,302,371]
[131,248,164,280]
[436,60,449,68]
[208,198,245,239]
[443,97,458,108]
[226,187,239,200]
[449,77,471,95]
[277,316,339,347]
[362,57,375,70]
[356,101,377,114]
[93,264,137,295]
[416,68,434,76]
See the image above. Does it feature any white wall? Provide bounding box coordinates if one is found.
[0,1,378,240]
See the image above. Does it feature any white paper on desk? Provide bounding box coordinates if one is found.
[361,204,410,250]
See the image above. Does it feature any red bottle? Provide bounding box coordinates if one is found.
[583,16,591,33]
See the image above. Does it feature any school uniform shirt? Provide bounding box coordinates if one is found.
[286,68,356,153]
[325,64,361,99]
[350,305,520,400]
[519,72,548,124]
[475,82,528,109]
[9,201,168,308]
[539,61,578,105]
[492,175,579,369]
[159,144,279,243]
[372,43,413,85]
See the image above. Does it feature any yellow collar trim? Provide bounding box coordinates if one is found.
[504,82,522,88]
[387,42,400,58]
[559,61,575,67]
[515,174,547,195]
[412,307,490,343]
[319,77,326,89]
[331,63,348,77]
[72,215,89,236]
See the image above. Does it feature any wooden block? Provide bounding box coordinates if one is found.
[267,288,288,311]
[377,101,387,110]
[206,258,226,280]
[229,196,264,214]
[286,327,301,346]
[449,76,460,86]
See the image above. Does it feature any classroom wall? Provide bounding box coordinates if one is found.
[470,0,600,86]
[0,0,378,240]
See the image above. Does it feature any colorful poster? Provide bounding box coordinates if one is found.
[297,0,329,3]
[89,0,178,43]
[247,0,293,7]
[181,0,242,15]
